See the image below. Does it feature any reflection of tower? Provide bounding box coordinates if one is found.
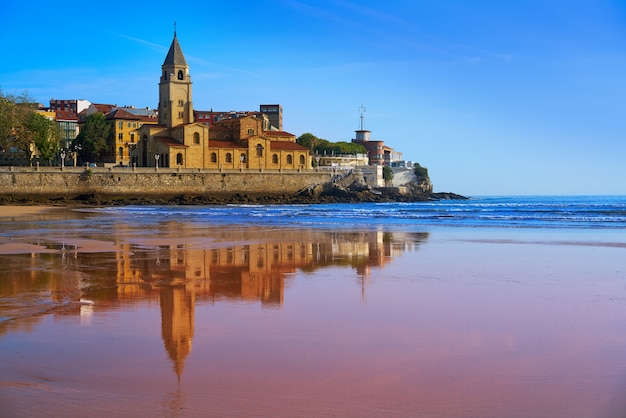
[357,266,371,305]
[160,285,195,379]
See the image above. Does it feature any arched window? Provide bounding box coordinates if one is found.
[286,154,293,164]
[240,153,246,163]
[193,132,200,144]
[176,153,183,165]
[299,155,305,165]
[225,153,232,163]
[256,144,263,157]
[272,154,278,164]
[178,70,184,80]
[130,133,135,143]
[210,152,217,163]
[118,147,123,157]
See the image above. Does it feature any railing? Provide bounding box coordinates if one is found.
[0,165,340,175]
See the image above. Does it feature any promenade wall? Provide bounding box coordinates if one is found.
[0,167,333,198]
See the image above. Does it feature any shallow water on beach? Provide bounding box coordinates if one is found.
[1,199,626,417]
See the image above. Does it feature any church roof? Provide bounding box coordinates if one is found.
[163,35,187,66]
[269,141,308,151]
[208,139,245,149]
[156,136,188,147]
[264,130,295,137]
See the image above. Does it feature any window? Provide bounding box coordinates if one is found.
[240,153,246,163]
[176,153,183,165]
[210,153,217,163]
[118,133,123,141]
[130,133,135,143]
[193,132,200,144]
[178,112,183,119]
[132,123,136,128]
[118,147,123,157]
[225,153,232,163]
[247,128,254,135]
[178,100,184,107]
[178,70,184,80]
[286,155,293,164]
[272,154,278,164]
[299,155,305,165]
[256,144,263,157]
[127,122,131,128]
[118,122,123,129]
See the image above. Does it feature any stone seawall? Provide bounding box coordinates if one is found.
[0,167,333,199]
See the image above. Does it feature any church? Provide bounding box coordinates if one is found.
[132,32,310,170]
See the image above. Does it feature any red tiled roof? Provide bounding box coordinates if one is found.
[155,136,188,147]
[93,104,116,113]
[208,140,245,149]
[264,130,295,137]
[107,108,158,123]
[107,108,140,120]
[55,111,78,121]
[269,141,308,151]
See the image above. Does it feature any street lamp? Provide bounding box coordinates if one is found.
[315,156,320,172]
[60,150,66,170]
[240,154,245,171]
[155,154,160,170]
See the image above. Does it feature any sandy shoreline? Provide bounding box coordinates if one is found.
[0,205,58,218]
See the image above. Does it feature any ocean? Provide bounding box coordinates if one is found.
[81,195,626,229]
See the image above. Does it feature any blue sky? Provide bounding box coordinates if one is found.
[2,0,625,195]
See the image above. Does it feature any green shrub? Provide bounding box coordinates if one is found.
[414,164,428,179]
[81,168,93,181]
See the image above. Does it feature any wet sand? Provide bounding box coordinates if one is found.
[0,205,56,218]
[0,214,625,417]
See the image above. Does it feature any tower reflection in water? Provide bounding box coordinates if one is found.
[0,228,428,380]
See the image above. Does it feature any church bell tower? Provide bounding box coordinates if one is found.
[159,31,193,128]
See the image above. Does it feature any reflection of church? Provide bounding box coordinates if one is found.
[112,228,428,377]
[22,229,428,378]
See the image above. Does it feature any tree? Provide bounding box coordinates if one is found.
[76,112,109,162]
[296,132,320,151]
[25,112,58,165]
[0,90,14,153]
[414,163,429,180]
[383,166,394,186]
[296,133,366,156]
[0,90,43,165]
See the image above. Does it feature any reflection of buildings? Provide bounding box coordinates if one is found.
[0,228,428,379]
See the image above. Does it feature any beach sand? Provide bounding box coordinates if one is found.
[0,205,56,218]
[0,215,625,417]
